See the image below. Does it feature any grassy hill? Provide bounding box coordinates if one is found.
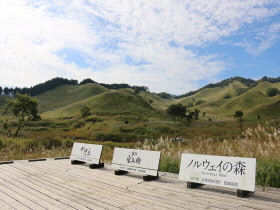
[174,81,280,119]
[39,80,280,120]
[36,83,108,113]
[246,95,280,119]
[42,89,164,119]
[176,81,247,106]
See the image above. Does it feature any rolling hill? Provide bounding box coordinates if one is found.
[42,89,164,119]
[36,83,108,113]
[1,77,279,121]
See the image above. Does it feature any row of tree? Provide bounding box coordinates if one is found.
[1,77,149,97]
[80,78,149,92]
[0,78,78,97]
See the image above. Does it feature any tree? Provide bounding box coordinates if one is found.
[80,106,91,121]
[185,110,194,126]
[4,87,9,95]
[234,110,244,133]
[193,109,200,120]
[1,94,40,138]
[134,89,140,95]
[80,78,96,85]
[0,86,2,94]
[166,103,186,120]
[266,88,279,97]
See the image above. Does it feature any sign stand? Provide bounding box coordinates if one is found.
[115,169,128,175]
[187,181,204,189]
[71,160,85,165]
[70,143,104,169]
[187,182,252,198]
[115,170,158,181]
[143,173,158,181]
[237,190,253,198]
[89,162,104,169]
[112,148,161,181]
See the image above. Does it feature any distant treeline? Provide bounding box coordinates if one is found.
[0,76,279,97]
[0,77,149,96]
[80,78,149,92]
[174,76,280,99]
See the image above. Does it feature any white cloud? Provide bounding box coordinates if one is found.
[0,0,279,94]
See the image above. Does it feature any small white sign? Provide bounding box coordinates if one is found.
[112,148,160,176]
[179,154,256,192]
[70,143,103,164]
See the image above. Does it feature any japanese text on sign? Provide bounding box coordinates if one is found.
[179,154,256,192]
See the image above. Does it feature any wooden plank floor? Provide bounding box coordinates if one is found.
[0,159,279,210]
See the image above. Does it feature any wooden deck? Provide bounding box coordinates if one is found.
[0,159,279,210]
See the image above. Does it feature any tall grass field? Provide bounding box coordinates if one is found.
[0,125,279,188]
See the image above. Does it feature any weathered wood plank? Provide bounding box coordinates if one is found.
[5,165,115,210]
[0,159,279,210]
[15,161,185,210]
[38,160,280,209]
[0,168,77,210]
[32,161,237,209]
[46,160,278,208]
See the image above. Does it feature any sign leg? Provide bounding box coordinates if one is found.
[143,173,159,181]
[115,170,128,175]
[71,160,85,165]
[89,162,104,169]
[237,190,254,198]
[187,181,204,189]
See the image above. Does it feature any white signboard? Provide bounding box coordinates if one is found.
[179,154,256,192]
[70,143,103,164]
[112,148,161,176]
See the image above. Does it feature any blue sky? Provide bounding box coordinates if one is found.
[0,0,279,94]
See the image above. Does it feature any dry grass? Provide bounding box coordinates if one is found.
[136,125,280,187]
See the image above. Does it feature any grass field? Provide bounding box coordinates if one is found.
[0,80,279,188]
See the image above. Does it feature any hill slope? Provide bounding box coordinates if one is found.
[36,83,108,113]
[42,90,163,119]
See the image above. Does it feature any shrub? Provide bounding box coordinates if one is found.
[71,121,83,128]
[159,157,180,173]
[223,93,232,99]
[92,132,144,142]
[195,100,205,106]
[257,158,280,188]
[22,139,40,152]
[236,88,249,96]
[266,88,279,97]
[186,102,193,108]
[85,117,103,123]
[43,138,63,149]
[64,139,74,148]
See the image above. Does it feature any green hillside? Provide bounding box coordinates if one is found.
[177,80,247,106]
[247,81,280,95]
[36,83,108,113]
[42,90,163,119]
[246,95,280,119]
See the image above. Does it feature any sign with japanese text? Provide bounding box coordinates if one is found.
[70,143,103,164]
[112,148,160,176]
[179,154,256,192]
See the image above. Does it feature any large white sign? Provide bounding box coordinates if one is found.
[179,154,256,192]
[112,148,160,176]
[70,143,103,164]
